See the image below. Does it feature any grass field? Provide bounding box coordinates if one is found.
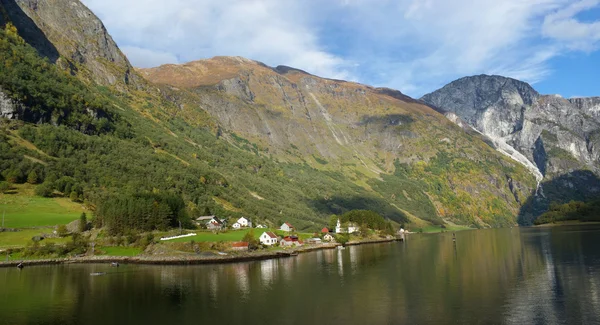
[0,228,70,249]
[100,246,142,256]
[166,228,315,243]
[0,185,85,228]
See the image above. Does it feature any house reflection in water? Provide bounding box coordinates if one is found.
[260,259,278,286]
[232,263,250,300]
[337,248,344,278]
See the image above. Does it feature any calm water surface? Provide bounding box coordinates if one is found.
[1,225,600,324]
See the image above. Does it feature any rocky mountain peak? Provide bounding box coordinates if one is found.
[0,0,140,88]
[421,75,539,123]
[422,74,600,224]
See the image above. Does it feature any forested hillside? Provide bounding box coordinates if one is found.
[0,24,413,233]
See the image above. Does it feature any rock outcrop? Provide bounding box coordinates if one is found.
[0,88,23,119]
[422,75,600,223]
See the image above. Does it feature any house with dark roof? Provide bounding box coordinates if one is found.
[206,216,224,230]
[259,231,278,245]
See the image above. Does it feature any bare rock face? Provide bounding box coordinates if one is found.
[422,75,600,223]
[0,0,140,88]
[421,75,538,138]
[0,88,23,119]
[421,75,600,177]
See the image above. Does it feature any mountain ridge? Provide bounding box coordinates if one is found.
[0,0,560,228]
[421,74,600,224]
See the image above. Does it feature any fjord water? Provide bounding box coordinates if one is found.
[1,226,600,324]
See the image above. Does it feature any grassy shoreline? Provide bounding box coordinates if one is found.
[0,237,401,268]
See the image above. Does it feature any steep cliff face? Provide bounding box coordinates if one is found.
[0,0,140,88]
[140,58,537,227]
[421,75,600,223]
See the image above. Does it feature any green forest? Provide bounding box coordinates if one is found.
[534,200,600,225]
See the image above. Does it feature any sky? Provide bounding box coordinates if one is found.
[81,0,600,98]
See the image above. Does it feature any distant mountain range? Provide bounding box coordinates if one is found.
[1,0,597,229]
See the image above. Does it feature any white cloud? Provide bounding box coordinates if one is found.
[81,0,600,97]
[82,0,353,81]
[542,0,600,51]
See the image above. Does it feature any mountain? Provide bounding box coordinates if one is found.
[139,58,537,227]
[422,75,600,224]
[0,0,540,231]
[0,0,139,88]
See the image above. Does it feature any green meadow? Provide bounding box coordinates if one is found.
[0,228,70,249]
[100,246,142,256]
[0,186,85,228]
[165,228,315,243]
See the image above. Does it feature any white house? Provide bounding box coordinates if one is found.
[232,222,241,229]
[280,222,295,232]
[335,219,358,234]
[348,223,359,234]
[255,224,267,229]
[237,217,249,227]
[323,233,335,242]
[259,231,278,245]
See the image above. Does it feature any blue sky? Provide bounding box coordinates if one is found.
[82,0,600,98]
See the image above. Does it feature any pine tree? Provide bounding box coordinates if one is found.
[27,171,38,184]
[79,213,87,232]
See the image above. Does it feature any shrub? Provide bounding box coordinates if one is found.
[35,182,54,197]
[0,181,10,193]
[56,224,68,237]
[4,169,22,184]
[27,171,38,184]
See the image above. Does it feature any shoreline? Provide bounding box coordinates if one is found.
[534,220,600,227]
[0,237,401,268]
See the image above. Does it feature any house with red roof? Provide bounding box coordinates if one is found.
[259,231,278,245]
[231,242,249,251]
[280,222,295,232]
[280,235,303,247]
[321,227,331,233]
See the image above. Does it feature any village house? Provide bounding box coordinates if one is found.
[305,238,322,245]
[321,227,331,233]
[195,215,215,226]
[231,242,249,251]
[280,235,303,247]
[232,222,242,229]
[335,219,358,234]
[237,217,249,227]
[259,231,278,245]
[280,222,295,232]
[255,224,267,229]
[323,233,335,242]
[206,216,224,230]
